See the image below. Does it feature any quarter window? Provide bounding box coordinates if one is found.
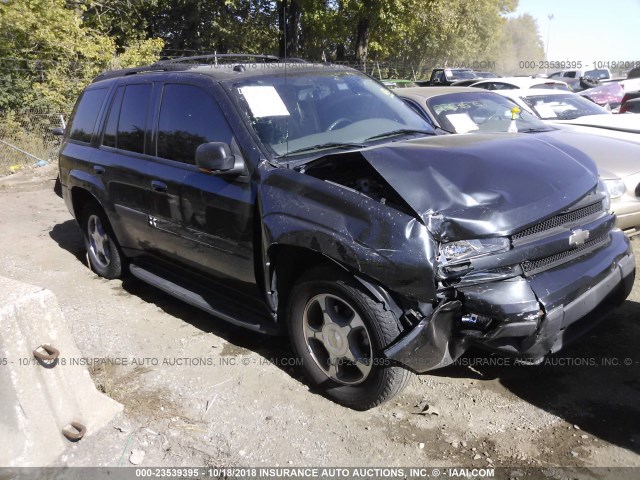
[67,88,108,143]
[157,84,232,164]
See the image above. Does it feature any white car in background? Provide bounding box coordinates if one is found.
[496,88,640,143]
[470,76,570,91]
[548,68,611,80]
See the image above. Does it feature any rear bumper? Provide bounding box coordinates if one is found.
[385,230,635,372]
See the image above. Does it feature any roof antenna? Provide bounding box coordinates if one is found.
[284,1,289,164]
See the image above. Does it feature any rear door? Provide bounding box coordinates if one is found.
[94,81,156,253]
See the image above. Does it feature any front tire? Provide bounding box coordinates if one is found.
[81,202,124,279]
[287,267,413,410]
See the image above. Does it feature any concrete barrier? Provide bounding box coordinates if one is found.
[0,276,123,467]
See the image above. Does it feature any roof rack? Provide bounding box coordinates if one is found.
[92,53,283,83]
[92,64,187,83]
[155,53,280,65]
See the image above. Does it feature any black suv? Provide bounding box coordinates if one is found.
[58,56,635,410]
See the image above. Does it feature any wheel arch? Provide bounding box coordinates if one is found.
[267,244,405,324]
[70,186,103,223]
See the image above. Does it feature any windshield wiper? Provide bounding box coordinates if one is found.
[364,129,435,141]
[278,142,367,157]
[518,127,554,133]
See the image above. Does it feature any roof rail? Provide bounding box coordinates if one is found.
[92,64,187,83]
[91,53,281,83]
[156,53,280,65]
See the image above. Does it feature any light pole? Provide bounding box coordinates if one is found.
[546,14,554,74]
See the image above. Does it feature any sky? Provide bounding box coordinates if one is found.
[508,0,640,69]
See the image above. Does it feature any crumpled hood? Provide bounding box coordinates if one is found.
[360,133,598,240]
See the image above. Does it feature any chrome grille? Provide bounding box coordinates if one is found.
[512,201,603,241]
[521,234,609,276]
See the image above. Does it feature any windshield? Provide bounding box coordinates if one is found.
[584,69,609,80]
[521,93,609,120]
[446,69,477,80]
[425,91,550,134]
[230,70,434,159]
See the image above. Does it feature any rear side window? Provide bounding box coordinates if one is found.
[102,84,151,154]
[156,84,232,164]
[67,88,108,143]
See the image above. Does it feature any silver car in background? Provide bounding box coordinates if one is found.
[396,87,640,236]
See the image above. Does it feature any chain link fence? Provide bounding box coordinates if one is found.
[0,110,66,176]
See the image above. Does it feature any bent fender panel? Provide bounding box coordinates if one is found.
[385,300,466,372]
[260,169,438,302]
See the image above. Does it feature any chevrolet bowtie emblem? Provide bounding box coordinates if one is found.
[569,229,590,246]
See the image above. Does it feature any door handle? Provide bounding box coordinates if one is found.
[93,165,105,175]
[151,180,168,193]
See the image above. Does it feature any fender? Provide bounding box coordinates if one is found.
[66,168,108,217]
[258,167,438,304]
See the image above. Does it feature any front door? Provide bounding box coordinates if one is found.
[149,81,256,292]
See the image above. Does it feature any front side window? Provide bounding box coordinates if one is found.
[157,84,232,164]
[229,70,434,159]
[67,88,108,143]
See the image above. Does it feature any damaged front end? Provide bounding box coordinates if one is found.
[384,140,634,371]
[262,133,635,373]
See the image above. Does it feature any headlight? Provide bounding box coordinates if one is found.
[596,178,612,210]
[439,237,510,262]
[603,178,626,199]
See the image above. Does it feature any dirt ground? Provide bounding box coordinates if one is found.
[1,164,639,471]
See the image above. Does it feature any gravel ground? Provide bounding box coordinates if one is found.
[1,165,639,470]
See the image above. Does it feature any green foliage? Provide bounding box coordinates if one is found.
[0,0,164,111]
[0,0,543,111]
[486,13,545,75]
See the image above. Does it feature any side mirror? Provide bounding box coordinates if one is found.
[51,127,65,136]
[195,142,236,173]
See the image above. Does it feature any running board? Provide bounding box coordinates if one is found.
[129,264,280,335]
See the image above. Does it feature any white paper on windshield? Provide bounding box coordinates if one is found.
[446,113,479,133]
[239,86,290,118]
[534,103,557,118]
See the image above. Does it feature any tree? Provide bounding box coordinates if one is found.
[76,0,157,51]
[0,0,163,111]
[278,0,302,58]
[133,0,277,56]
[486,13,545,75]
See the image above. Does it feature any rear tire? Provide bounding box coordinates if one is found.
[287,267,413,410]
[80,202,125,279]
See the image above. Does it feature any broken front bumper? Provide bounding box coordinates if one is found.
[385,229,635,372]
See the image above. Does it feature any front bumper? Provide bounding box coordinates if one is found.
[385,229,635,372]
